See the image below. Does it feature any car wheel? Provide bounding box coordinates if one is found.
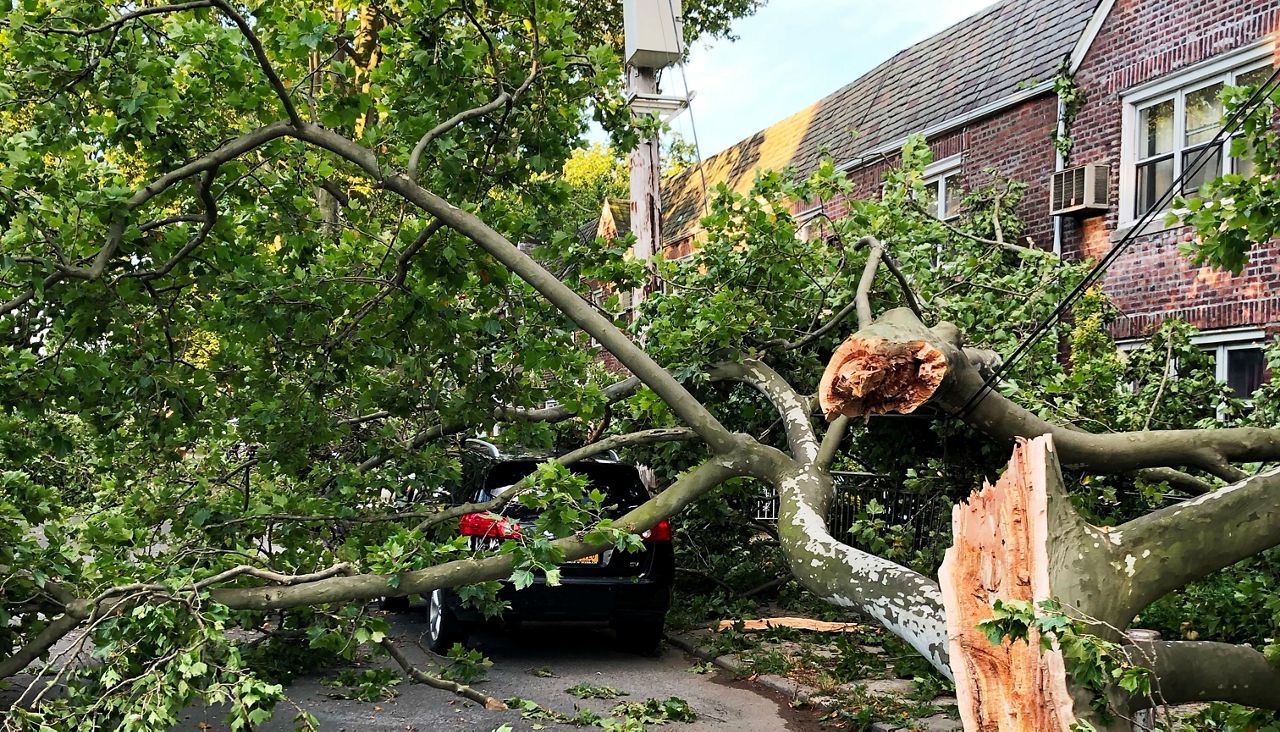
[425,588,469,654]
[614,618,665,655]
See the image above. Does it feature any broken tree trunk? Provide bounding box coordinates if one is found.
[937,435,1280,729]
[938,436,1078,732]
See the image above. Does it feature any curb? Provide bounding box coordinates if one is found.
[664,632,814,705]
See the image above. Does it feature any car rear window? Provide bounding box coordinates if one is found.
[482,460,647,515]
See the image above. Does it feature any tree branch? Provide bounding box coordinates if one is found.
[710,360,818,464]
[855,238,885,329]
[407,63,539,179]
[1122,641,1280,712]
[411,427,695,533]
[379,637,506,709]
[820,307,1280,478]
[27,1,216,36]
[208,451,753,610]
[208,0,304,128]
[1110,465,1280,620]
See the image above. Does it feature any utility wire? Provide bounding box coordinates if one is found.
[955,64,1280,419]
[662,0,710,214]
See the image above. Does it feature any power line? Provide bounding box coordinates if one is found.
[955,63,1280,419]
[661,0,710,214]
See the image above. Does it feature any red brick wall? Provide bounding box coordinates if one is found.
[795,96,1060,251]
[962,96,1060,251]
[1063,0,1280,337]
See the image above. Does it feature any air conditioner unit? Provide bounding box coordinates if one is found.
[1050,164,1110,217]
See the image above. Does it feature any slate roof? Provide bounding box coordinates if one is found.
[577,198,632,246]
[662,0,1100,245]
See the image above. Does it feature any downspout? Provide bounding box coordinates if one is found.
[1053,93,1066,257]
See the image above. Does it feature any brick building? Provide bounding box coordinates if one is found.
[645,0,1280,397]
[1062,0,1280,395]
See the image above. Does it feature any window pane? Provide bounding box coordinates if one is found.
[1185,83,1224,146]
[1139,100,1174,157]
[1136,156,1174,215]
[916,180,940,218]
[942,176,963,219]
[1227,347,1265,398]
[1236,65,1272,90]
[1182,143,1224,194]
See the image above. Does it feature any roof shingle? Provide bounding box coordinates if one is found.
[662,0,1099,244]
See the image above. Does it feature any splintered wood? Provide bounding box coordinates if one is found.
[938,436,1074,732]
[715,617,864,633]
[818,335,948,420]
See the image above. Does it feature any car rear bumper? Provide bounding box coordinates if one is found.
[446,575,673,623]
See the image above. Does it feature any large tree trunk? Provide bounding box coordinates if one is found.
[937,435,1280,729]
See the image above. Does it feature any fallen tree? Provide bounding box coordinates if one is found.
[0,3,1277,730]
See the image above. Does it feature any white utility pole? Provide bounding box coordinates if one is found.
[622,0,685,311]
[627,65,662,309]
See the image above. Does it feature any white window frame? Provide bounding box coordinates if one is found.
[1118,42,1275,230]
[1117,328,1266,412]
[1192,329,1266,396]
[921,155,963,221]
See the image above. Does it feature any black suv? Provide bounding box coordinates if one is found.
[415,439,674,654]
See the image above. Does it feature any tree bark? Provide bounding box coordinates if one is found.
[819,307,1280,480]
[939,436,1077,731]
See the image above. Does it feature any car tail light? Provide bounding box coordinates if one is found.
[459,512,521,539]
[642,520,671,542]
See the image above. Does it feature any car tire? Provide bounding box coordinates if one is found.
[614,618,665,655]
[425,588,469,654]
[379,595,411,612]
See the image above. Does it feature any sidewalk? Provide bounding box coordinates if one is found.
[665,628,961,732]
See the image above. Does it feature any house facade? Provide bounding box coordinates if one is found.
[1062,0,1280,396]
[652,0,1280,397]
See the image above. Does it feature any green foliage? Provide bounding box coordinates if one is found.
[1169,76,1280,272]
[1137,549,1280,648]
[502,695,696,729]
[1168,703,1280,731]
[978,599,1154,721]
[1051,66,1086,159]
[321,668,401,702]
[565,682,628,700]
[439,643,492,685]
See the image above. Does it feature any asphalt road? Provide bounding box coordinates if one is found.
[175,609,820,732]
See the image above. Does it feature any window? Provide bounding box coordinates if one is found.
[1117,329,1267,405]
[1122,47,1273,223]
[1194,331,1267,399]
[919,156,963,221]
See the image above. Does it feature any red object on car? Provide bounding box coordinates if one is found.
[458,512,522,539]
[642,520,671,542]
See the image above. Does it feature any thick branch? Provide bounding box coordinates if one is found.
[769,458,951,677]
[1123,641,1280,712]
[411,427,695,532]
[1109,466,1280,620]
[710,360,818,463]
[822,307,1280,478]
[209,451,751,610]
[0,603,89,679]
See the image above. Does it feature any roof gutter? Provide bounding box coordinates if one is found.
[1068,0,1117,74]
[833,79,1055,173]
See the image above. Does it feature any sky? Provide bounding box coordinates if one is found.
[640,0,997,157]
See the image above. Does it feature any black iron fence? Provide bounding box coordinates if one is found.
[753,472,953,556]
